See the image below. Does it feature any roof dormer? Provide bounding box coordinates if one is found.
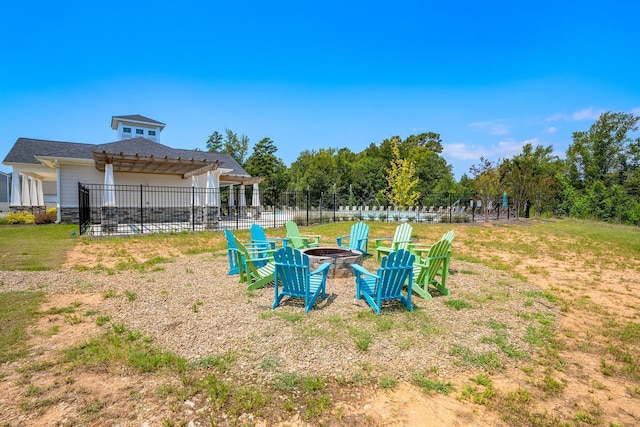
[111,115,166,142]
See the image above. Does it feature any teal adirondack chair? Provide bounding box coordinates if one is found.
[336,222,370,254]
[272,247,331,314]
[352,249,415,315]
[224,229,241,275]
[285,220,321,249]
[232,235,276,291]
[250,223,289,250]
[375,223,413,261]
[411,239,452,300]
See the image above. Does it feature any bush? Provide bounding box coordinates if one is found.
[5,211,35,224]
[34,209,57,224]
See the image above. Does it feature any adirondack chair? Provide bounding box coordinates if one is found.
[272,247,331,313]
[336,222,369,254]
[224,229,242,275]
[410,230,454,275]
[352,249,415,315]
[374,223,413,261]
[250,223,288,250]
[232,235,276,290]
[411,239,452,300]
[285,220,321,249]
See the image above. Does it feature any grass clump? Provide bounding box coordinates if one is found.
[63,324,187,374]
[0,291,46,363]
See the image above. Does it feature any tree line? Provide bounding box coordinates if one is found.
[204,111,640,225]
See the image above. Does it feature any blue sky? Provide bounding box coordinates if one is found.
[1,1,639,179]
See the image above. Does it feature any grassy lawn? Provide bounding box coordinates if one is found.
[0,224,78,270]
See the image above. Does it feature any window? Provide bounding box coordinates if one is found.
[136,129,144,135]
[148,130,156,136]
[123,127,131,133]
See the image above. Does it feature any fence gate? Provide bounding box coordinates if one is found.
[78,183,91,235]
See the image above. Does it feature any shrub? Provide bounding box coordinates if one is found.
[5,211,35,224]
[34,209,57,224]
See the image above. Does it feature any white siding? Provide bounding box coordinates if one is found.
[60,164,197,207]
[59,164,103,207]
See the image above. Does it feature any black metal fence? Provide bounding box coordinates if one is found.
[78,183,522,236]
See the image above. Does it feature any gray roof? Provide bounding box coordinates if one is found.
[111,115,166,126]
[3,137,249,176]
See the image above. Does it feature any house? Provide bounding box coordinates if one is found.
[2,115,262,232]
[0,171,10,211]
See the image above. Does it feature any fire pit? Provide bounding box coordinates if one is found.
[300,247,364,279]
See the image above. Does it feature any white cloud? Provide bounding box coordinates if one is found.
[545,126,557,134]
[547,106,604,122]
[631,106,640,116]
[572,107,604,121]
[469,120,509,135]
[443,138,536,162]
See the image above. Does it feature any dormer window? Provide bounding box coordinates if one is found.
[123,127,131,133]
[148,130,156,136]
[136,129,144,135]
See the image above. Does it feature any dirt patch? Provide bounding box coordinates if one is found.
[2,221,640,426]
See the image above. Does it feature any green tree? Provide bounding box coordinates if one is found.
[383,138,420,209]
[206,131,224,153]
[244,137,289,195]
[500,144,560,218]
[470,157,501,222]
[223,129,249,165]
[566,111,640,190]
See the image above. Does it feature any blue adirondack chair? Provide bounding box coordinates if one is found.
[250,223,289,250]
[272,246,331,314]
[224,229,242,275]
[352,249,415,315]
[336,222,370,254]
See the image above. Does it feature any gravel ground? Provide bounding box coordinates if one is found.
[0,252,557,384]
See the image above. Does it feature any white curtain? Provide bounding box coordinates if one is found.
[103,164,116,207]
[35,179,44,206]
[252,183,261,207]
[205,171,214,206]
[213,170,221,210]
[228,184,234,208]
[10,170,21,206]
[192,175,201,206]
[239,184,246,208]
[21,174,32,207]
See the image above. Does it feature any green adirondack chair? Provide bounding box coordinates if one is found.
[336,222,370,254]
[232,235,276,291]
[352,249,415,315]
[411,239,452,300]
[272,246,331,314]
[409,230,454,275]
[285,220,321,249]
[374,223,413,261]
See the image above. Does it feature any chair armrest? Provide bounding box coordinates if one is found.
[409,243,434,256]
[351,264,379,278]
[310,262,332,276]
[374,237,393,247]
[336,235,349,246]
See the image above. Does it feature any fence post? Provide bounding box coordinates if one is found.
[306,189,310,226]
[273,189,276,229]
[140,184,144,233]
[449,194,452,223]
